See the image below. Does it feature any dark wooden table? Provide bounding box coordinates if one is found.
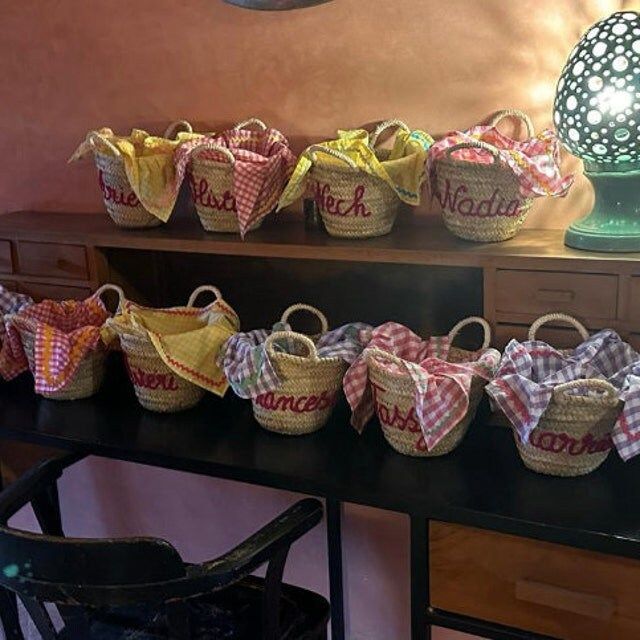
[1,366,640,640]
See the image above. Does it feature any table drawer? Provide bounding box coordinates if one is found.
[628,277,640,329]
[495,323,592,350]
[495,270,618,320]
[19,282,92,302]
[16,242,88,280]
[430,522,640,640]
[0,241,13,274]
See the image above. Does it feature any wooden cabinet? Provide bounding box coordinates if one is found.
[18,282,92,302]
[16,241,88,280]
[430,522,640,640]
[0,241,13,274]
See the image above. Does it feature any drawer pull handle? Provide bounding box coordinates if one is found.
[535,289,575,303]
[515,579,615,621]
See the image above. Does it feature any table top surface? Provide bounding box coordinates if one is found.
[1,366,640,559]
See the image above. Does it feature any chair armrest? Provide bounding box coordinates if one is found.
[187,498,323,589]
[0,452,84,522]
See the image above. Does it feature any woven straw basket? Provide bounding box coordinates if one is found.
[251,304,346,435]
[189,118,267,233]
[89,120,193,229]
[119,285,222,413]
[367,317,491,457]
[514,313,621,477]
[432,109,534,242]
[308,120,408,239]
[15,284,124,401]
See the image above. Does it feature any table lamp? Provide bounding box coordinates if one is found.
[554,11,640,252]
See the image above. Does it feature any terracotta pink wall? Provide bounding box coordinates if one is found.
[3,2,639,639]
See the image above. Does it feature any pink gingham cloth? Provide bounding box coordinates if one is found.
[0,295,109,393]
[343,322,500,450]
[175,127,296,237]
[0,286,32,345]
[427,126,574,198]
[485,330,640,460]
[221,322,371,399]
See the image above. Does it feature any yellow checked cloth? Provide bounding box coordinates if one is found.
[70,128,204,222]
[103,298,240,396]
[278,127,433,210]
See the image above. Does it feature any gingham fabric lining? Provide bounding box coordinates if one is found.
[0,286,32,345]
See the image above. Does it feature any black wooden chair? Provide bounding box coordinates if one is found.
[0,454,329,639]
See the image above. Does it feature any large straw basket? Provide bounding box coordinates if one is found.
[367,317,491,457]
[189,118,267,233]
[252,331,346,436]
[119,285,221,413]
[432,109,535,242]
[308,138,400,239]
[514,313,621,477]
[15,284,124,401]
[89,120,193,229]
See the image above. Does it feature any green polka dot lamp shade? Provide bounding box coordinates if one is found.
[554,11,640,252]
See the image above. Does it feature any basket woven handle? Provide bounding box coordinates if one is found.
[187,285,223,307]
[280,303,329,335]
[366,346,408,370]
[444,139,502,165]
[87,131,121,158]
[369,119,411,148]
[307,145,358,169]
[93,283,126,313]
[553,378,618,404]
[528,313,589,342]
[448,316,492,350]
[233,118,268,131]
[190,143,235,165]
[489,109,534,139]
[163,120,194,139]
[264,330,320,362]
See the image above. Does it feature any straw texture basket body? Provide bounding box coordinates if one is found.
[513,313,621,477]
[367,317,492,457]
[94,153,162,229]
[431,110,535,242]
[308,145,399,239]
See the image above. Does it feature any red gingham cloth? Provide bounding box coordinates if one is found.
[427,126,573,198]
[0,286,32,345]
[174,127,296,237]
[221,322,371,399]
[485,330,640,460]
[343,322,499,450]
[0,295,109,393]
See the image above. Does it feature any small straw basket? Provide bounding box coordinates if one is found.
[514,313,622,477]
[367,317,492,457]
[432,109,535,242]
[252,304,346,435]
[89,120,193,229]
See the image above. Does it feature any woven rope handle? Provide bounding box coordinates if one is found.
[366,346,408,370]
[163,120,194,139]
[307,145,358,170]
[87,131,121,158]
[369,119,411,148]
[187,285,223,307]
[553,378,618,405]
[448,316,491,350]
[444,139,502,165]
[265,330,320,362]
[489,109,534,139]
[528,313,589,342]
[93,283,126,313]
[190,143,235,165]
[233,118,267,131]
[280,304,329,335]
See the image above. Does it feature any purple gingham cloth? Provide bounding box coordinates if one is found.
[221,322,371,399]
[486,329,640,460]
[0,286,33,344]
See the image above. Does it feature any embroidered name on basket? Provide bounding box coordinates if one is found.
[432,178,522,218]
[313,182,372,218]
[98,170,140,207]
[254,390,337,413]
[189,175,237,212]
[528,430,613,456]
[126,362,179,391]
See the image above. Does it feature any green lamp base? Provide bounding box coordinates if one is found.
[564,170,640,253]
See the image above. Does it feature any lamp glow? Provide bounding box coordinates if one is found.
[554,11,640,251]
